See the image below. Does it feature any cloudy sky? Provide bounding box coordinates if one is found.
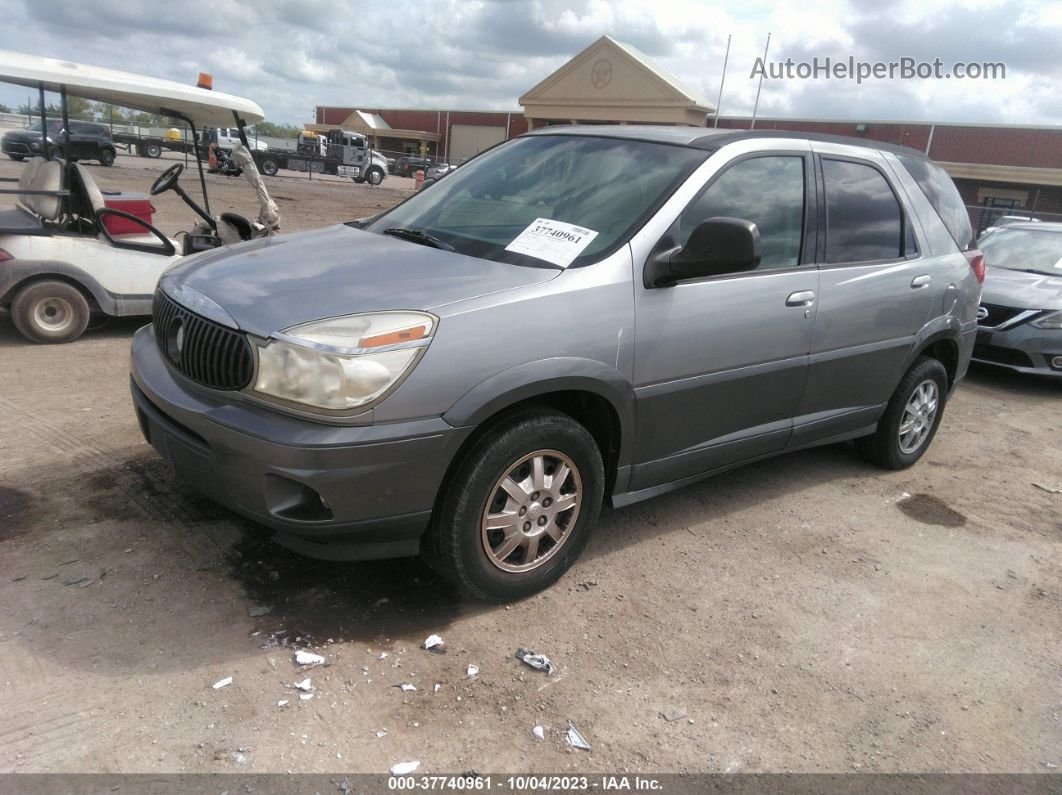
[1,0,1060,127]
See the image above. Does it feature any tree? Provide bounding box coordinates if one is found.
[92,102,127,123]
[0,102,9,113]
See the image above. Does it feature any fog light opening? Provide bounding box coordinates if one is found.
[264,474,334,522]
[1049,355,1062,371]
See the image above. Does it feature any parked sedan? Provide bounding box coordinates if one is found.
[974,222,1062,377]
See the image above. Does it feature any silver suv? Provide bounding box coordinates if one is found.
[130,126,983,601]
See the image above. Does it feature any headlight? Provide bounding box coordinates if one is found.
[1031,311,1062,329]
[253,311,436,412]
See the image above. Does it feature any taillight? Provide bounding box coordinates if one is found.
[0,247,13,263]
[964,249,985,284]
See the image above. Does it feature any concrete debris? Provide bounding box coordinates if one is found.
[293,678,313,691]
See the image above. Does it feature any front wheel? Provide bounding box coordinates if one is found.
[366,167,384,186]
[259,157,279,177]
[99,148,116,167]
[8,154,24,161]
[424,409,604,602]
[856,356,948,469]
[11,280,91,344]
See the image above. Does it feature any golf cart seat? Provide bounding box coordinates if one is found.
[0,157,62,236]
[71,163,176,256]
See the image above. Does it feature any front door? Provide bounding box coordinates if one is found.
[631,149,819,491]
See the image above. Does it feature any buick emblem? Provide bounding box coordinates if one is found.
[976,306,989,322]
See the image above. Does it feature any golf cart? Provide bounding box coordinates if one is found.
[0,50,281,343]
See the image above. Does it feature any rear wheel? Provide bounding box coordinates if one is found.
[99,148,116,167]
[424,409,604,602]
[11,280,91,344]
[145,143,162,158]
[856,356,948,469]
[8,154,24,161]
[259,157,279,177]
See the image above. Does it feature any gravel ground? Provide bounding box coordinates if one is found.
[1,152,1060,775]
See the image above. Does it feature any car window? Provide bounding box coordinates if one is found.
[366,134,707,267]
[823,159,903,264]
[678,155,806,271]
[897,154,973,250]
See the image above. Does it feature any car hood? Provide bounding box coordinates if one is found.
[160,224,560,338]
[2,129,44,142]
[981,266,1062,310]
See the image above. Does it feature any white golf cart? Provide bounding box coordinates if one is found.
[0,50,280,343]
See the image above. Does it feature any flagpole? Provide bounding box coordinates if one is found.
[713,34,731,128]
[750,32,771,130]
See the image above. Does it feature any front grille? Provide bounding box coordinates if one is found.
[973,344,1035,369]
[977,303,1025,328]
[152,291,253,391]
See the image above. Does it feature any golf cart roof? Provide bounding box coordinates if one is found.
[0,50,264,127]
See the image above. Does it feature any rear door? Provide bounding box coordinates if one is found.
[631,142,820,491]
[790,144,934,446]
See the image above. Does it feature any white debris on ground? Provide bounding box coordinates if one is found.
[212,677,232,690]
[533,726,546,741]
[515,647,556,676]
[390,761,420,775]
[566,721,591,751]
[467,664,480,677]
[294,650,325,667]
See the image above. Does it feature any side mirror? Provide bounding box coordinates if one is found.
[645,217,761,288]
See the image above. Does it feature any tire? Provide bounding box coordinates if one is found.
[353,177,366,184]
[145,143,162,158]
[259,157,279,177]
[856,356,948,470]
[8,154,24,161]
[367,167,384,186]
[99,148,116,167]
[424,408,604,602]
[11,280,91,344]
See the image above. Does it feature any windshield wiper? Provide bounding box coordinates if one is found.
[382,227,455,252]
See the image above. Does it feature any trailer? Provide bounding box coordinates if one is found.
[253,129,388,185]
[112,128,195,158]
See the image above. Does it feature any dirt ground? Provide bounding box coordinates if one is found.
[1,153,1060,776]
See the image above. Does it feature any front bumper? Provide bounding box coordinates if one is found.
[973,323,1062,377]
[129,325,474,560]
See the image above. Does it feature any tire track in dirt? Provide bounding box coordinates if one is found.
[0,700,106,771]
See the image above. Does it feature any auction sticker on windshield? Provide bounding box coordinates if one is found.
[505,218,599,268]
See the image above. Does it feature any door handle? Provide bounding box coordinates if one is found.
[911,274,931,288]
[785,290,816,307]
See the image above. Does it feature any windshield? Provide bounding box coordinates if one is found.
[979,228,1062,276]
[365,134,706,267]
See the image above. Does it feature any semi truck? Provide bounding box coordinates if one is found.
[253,129,388,185]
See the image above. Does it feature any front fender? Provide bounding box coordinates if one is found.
[443,356,636,468]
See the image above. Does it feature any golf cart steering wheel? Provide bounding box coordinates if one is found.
[150,163,184,196]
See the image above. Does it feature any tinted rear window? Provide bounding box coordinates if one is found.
[823,158,903,264]
[897,154,973,251]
